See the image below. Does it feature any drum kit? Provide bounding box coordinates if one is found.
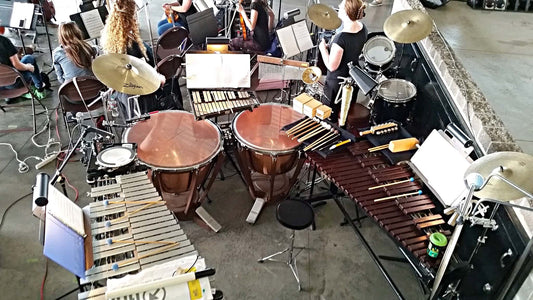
[306,4,434,125]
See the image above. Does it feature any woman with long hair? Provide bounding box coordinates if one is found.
[319,0,367,122]
[101,0,154,66]
[230,0,275,52]
[53,22,97,84]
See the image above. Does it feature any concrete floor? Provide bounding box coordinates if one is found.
[0,0,531,299]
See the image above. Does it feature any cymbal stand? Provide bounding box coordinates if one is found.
[224,0,240,38]
[137,0,156,51]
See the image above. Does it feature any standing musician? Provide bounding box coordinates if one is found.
[157,0,197,35]
[229,0,275,52]
[319,0,367,122]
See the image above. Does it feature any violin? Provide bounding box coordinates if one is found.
[238,0,247,40]
[165,7,179,24]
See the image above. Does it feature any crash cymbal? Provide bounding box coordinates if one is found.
[383,10,433,44]
[302,66,322,84]
[307,4,341,30]
[92,54,160,95]
[465,152,533,201]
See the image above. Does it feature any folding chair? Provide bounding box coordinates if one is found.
[57,76,106,139]
[155,26,190,64]
[0,63,46,133]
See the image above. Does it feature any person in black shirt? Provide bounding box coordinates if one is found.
[0,35,46,101]
[157,0,197,35]
[319,0,367,122]
[230,0,275,52]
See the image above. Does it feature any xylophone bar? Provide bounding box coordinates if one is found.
[306,140,449,271]
[189,89,260,120]
[84,172,197,283]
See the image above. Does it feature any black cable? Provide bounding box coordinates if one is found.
[172,255,200,276]
[0,192,32,230]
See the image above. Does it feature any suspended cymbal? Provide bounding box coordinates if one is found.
[302,67,322,84]
[383,10,433,44]
[307,4,341,30]
[465,152,533,201]
[92,54,160,95]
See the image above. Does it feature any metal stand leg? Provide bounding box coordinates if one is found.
[258,230,306,291]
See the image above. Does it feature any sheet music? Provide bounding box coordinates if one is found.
[276,25,300,58]
[9,2,34,29]
[292,21,313,53]
[186,54,250,88]
[106,255,212,300]
[411,130,471,206]
[80,9,104,39]
[47,185,86,237]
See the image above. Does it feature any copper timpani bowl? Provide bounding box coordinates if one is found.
[232,103,304,175]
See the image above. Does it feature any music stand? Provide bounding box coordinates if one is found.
[186,8,218,47]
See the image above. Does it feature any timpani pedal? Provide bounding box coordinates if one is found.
[246,198,265,224]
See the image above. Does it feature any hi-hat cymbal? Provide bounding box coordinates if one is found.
[92,54,160,95]
[465,152,533,201]
[302,67,322,84]
[307,4,341,30]
[383,10,433,44]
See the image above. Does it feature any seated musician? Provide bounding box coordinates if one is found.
[101,0,165,119]
[101,0,155,67]
[53,22,97,85]
[0,33,47,103]
[318,0,367,122]
[229,0,275,52]
[157,0,197,35]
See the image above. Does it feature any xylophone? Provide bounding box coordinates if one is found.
[79,171,198,298]
[188,89,260,120]
[306,140,450,271]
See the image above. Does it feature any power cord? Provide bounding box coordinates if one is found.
[0,192,31,231]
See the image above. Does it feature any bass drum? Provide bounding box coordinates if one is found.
[123,111,223,217]
[233,103,305,202]
[361,35,396,75]
[371,79,417,125]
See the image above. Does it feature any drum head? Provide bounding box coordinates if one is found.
[123,111,222,170]
[363,36,396,67]
[377,79,417,103]
[96,146,135,168]
[233,103,304,154]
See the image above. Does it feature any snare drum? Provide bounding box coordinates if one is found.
[371,79,417,125]
[123,111,223,216]
[362,36,396,74]
[233,103,305,202]
[96,145,136,170]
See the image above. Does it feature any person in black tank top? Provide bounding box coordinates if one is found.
[229,0,275,52]
[157,0,198,35]
[319,0,368,122]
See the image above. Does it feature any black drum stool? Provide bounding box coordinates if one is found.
[258,199,314,291]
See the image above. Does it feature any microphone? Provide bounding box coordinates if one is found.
[33,172,50,206]
[81,124,115,139]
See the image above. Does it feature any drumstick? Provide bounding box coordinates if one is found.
[287,119,316,136]
[303,130,335,151]
[298,123,330,142]
[286,118,313,135]
[308,132,340,151]
[374,190,423,202]
[291,123,321,139]
[368,177,415,190]
[317,134,342,151]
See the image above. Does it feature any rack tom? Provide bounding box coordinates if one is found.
[362,35,396,74]
[123,111,223,215]
[371,79,417,125]
[233,103,305,202]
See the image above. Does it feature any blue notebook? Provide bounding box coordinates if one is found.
[43,214,86,279]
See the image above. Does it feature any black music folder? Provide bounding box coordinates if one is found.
[186,8,218,46]
[70,6,108,40]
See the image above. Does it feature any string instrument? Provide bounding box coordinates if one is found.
[238,0,247,40]
[31,0,55,23]
[0,27,4,35]
[165,6,179,24]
